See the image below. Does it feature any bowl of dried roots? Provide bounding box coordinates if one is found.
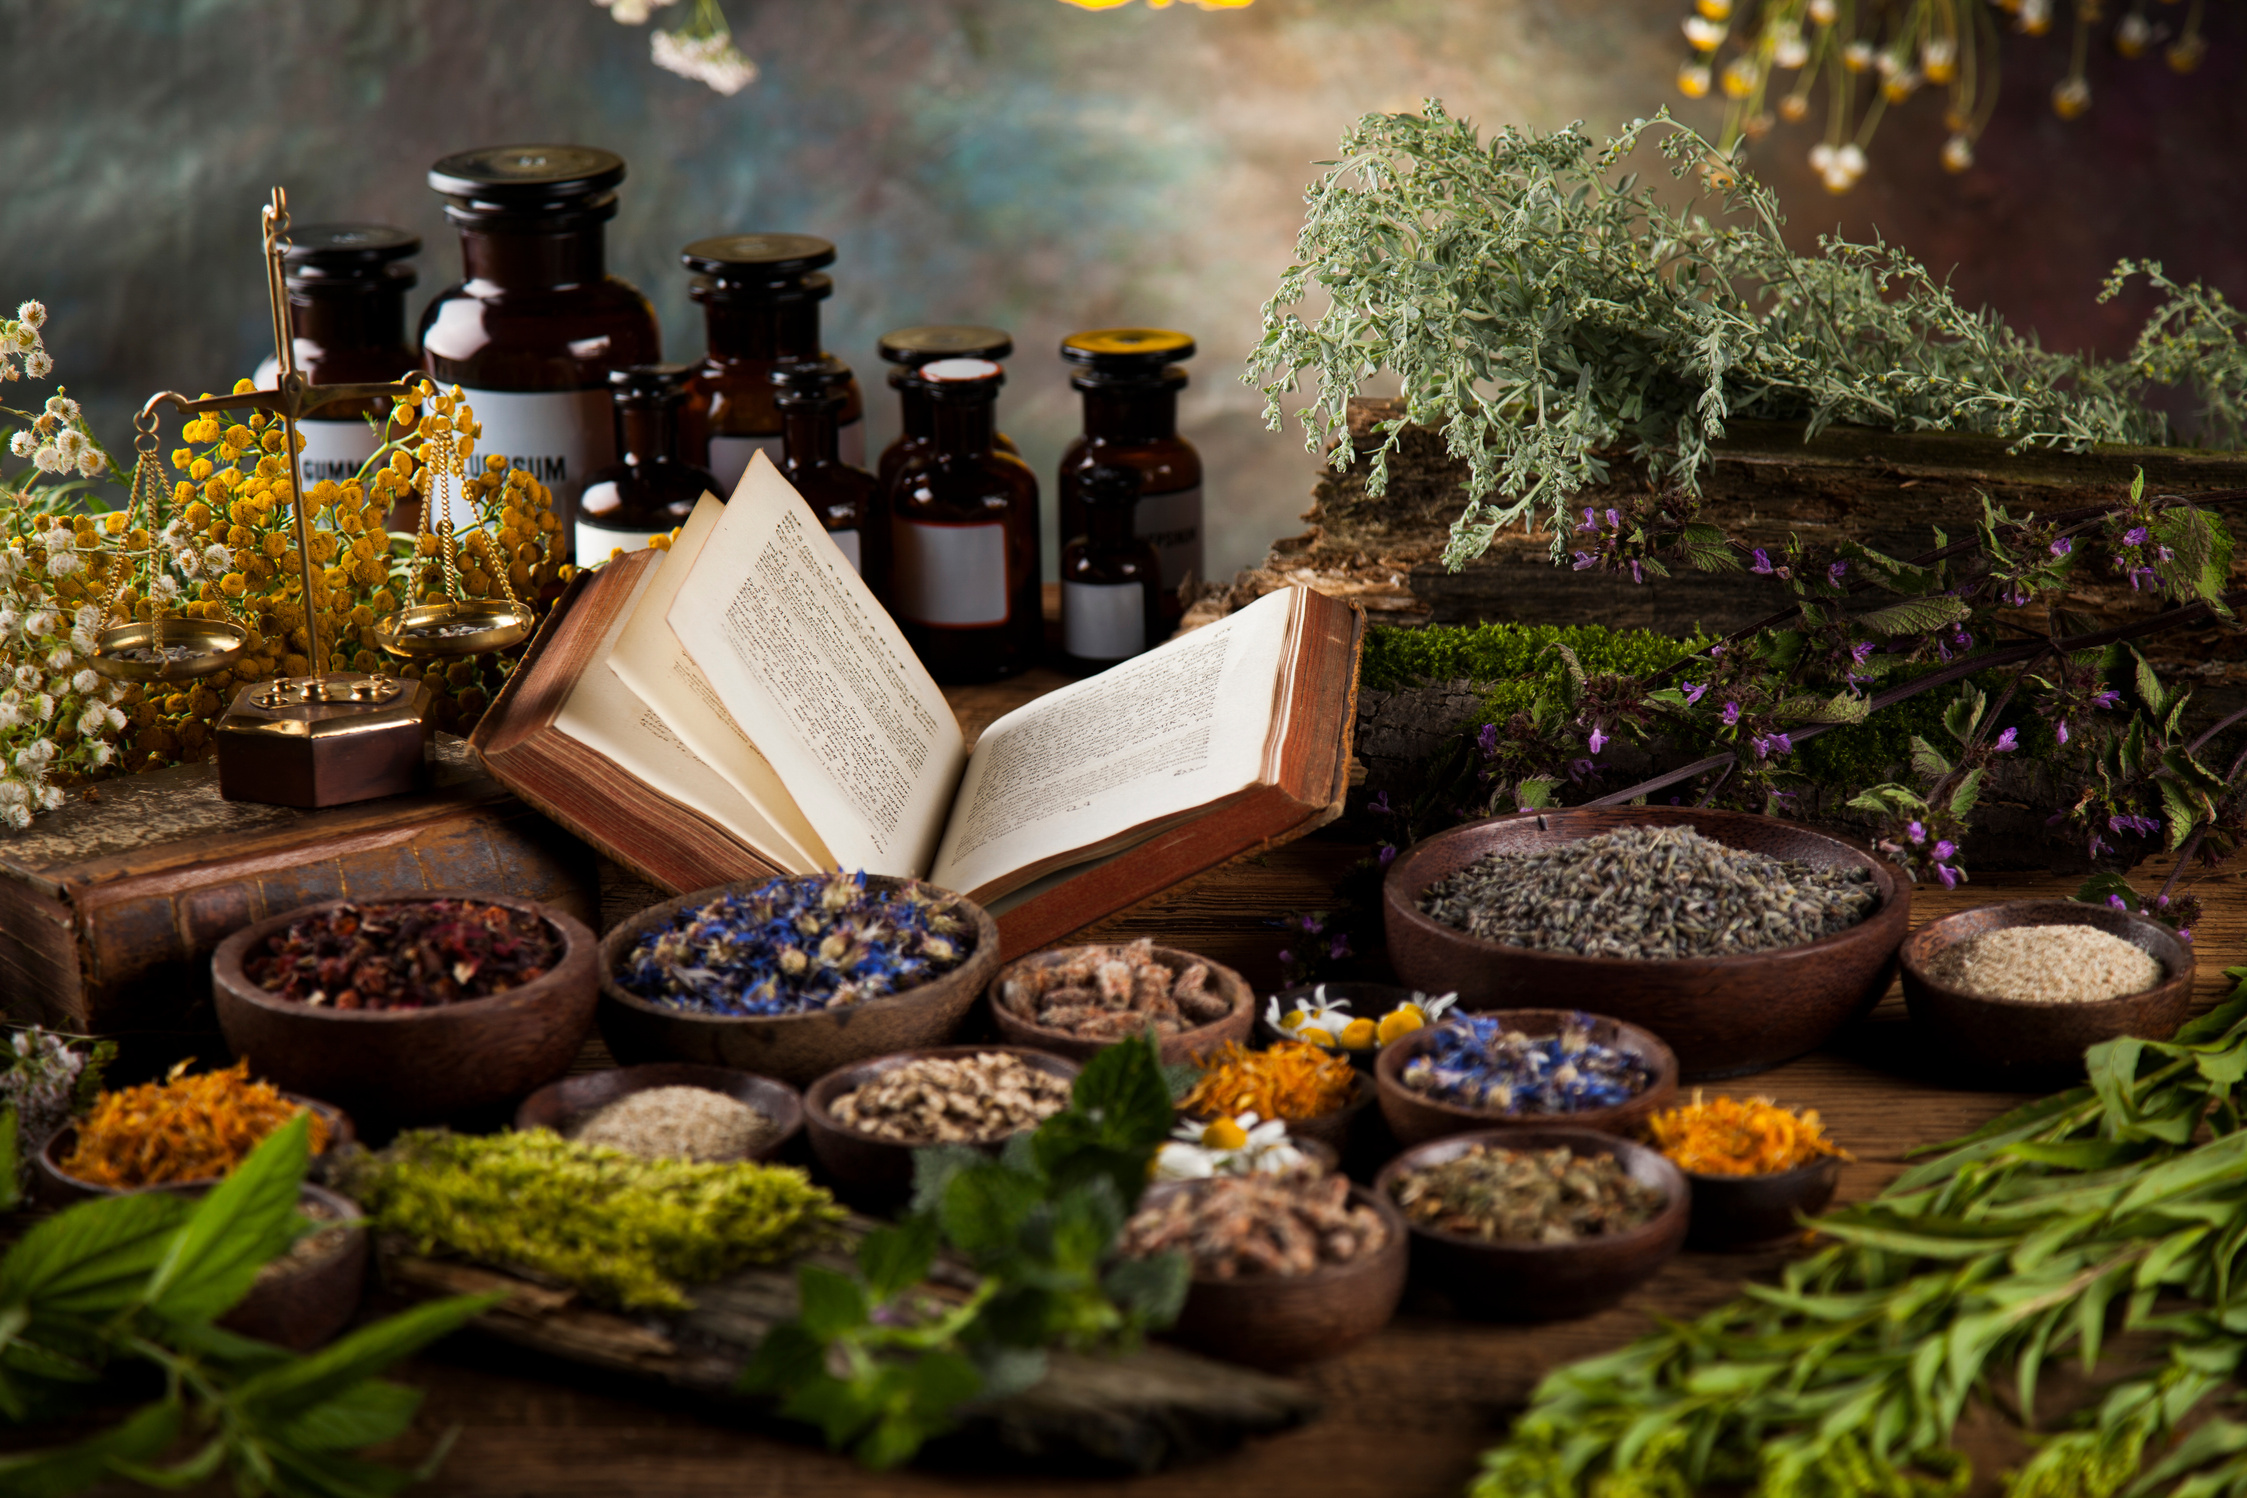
[987,939,1253,1065]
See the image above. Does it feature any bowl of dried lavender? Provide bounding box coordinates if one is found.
[802,1046,1080,1208]
[597,872,1001,1090]
[987,939,1253,1065]
[1376,1128,1689,1321]
[1373,1009,1678,1149]
[212,892,598,1127]
[515,1063,804,1165]
[1383,809,1910,1079]
[1120,1173,1407,1370]
[1898,899,2194,1077]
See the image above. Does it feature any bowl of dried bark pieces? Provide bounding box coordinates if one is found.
[986,939,1254,1066]
[1375,1127,1688,1322]
[514,1063,804,1165]
[1120,1173,1408,1370]
[802,1046,1080,1209]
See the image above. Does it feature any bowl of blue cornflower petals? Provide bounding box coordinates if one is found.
[1374,1009,1678,1149]
[597,871,1001,1088]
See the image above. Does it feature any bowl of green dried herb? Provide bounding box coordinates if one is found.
[1376,1127,1689,1321]
[597,872,1001,1090]
[1383,808,1909,1079]
[212,891,599,1128]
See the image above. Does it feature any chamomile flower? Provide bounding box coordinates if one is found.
[1151,1111,1309,1181]
[1265,984,1355,1046]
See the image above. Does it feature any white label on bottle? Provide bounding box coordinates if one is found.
[707,434,782,497]
[829,527,862,574]
[1064,580,1146,662]
[457,386,615,558]
[892,519,1007,626]
[1136,484,1202,593]
[574,478,660,566]
[292,418,384,492]
[709,414,865,497]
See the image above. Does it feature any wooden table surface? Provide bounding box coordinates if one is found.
[353,834,2245,1498]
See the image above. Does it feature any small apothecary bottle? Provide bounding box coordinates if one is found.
[577,364,720,563]
[875,324,1016,491]
[1061,464,1162,673]
[682,234,863,496]
[886,358,1041,682]
[775,356,881,579]
[1056,327,1203,636]
[419,144,660,563]
[253,223,419,497]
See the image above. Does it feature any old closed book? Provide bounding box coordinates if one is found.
[472,453,1363,957]
[0,741,596,1049]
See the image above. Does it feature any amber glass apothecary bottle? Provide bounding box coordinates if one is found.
[1061,464,1162,674]
[875,325,1017,492]
[1057,327,1202,636]
[681,234,863,497]
[776,356,882,582]
[253,223,419,501]
[577,365,719,564]
[886,359,1040,682]
[419,144,660,563]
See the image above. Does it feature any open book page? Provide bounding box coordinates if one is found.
[609,494,831,872]
[929,587,1301,902]
[551,554,812,873]
[666,453,967,878]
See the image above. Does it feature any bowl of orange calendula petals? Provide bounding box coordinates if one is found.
[36,1059,351,1204]
[1641,1091,1851,1250]
[1177,1039,1373,1157]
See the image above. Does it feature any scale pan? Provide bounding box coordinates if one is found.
[374,599,535,660]
[90,619,250,682]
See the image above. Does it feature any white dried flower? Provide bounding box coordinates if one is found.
[1806,0,1837,21]
[86,741,112,767]
[30,442,67,474]
[0,800,27,830]
[150,573,182,603]
[71,668,97,694]
[159,517,190,548]
[173,545,204,579]
[597,0,680,20]
[33,781,63,812]
[39,527,72,554]
[76,448,104,478]
[202,542,232,572]
[24,349,51,379]
[1682,15,1726,49]
[44,550,78,578]
[77,705,107,738]
[18,735,54,767]
[1774,31,1810,67]
[0,701,18,732]
[23,609,56,638]
[6,431,33,457]
[12,665,37,692]
[45,644,72,671]
[50,429,88,468]
[16,301,45,330]
[0,775,25,808]
[42,394,77,421]
[31,694,53,723]
[650,28,757,94]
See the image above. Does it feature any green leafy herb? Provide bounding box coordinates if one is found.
[741,1033,1188,1469]
[1472,967,2247,1498]
[0,1115,499,1497]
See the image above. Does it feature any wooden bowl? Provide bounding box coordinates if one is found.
[803,1045,1080,1210]
[1142,1179,1408,1370]
[35,1095,355,1206]
[987,944,1254,1066]
[598,877,1001,1090]
[1899,899,2194,1077]
[1681,1156,1842,1251]
[212,891,598,1127]
[514,1063,805,1163]
[1383,808,1910,1079]
[1258,982,1432,1069]
[1374,1011,1679,1149]
[218,1182,368,1352]
[1375,1127,1689,1321]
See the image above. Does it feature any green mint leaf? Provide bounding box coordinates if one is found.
[908,1143,984,1218]
[1857,595,1970,636]
[232,1292,503,1425]
[795,1265,870,1343]
[142,1111,310,1325]
[857,1218,938,1305]
[0,1189,193,1318]
[0,1396,182,1497]
[1102,1251,1189,1330]
[277,1378,427,1453]
[737,1320,825,1398]
[938,1161,1045,1263]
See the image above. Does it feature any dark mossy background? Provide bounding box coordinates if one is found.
[2,0,2242,581]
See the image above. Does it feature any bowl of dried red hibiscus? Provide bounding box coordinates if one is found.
[212,891,598,1126]
[987,939,1253,1066]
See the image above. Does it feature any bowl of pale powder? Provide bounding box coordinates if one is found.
[1900,900,2194,1075]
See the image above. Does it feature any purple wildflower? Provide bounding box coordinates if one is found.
[2123,525,2149,546]
[1579,507,1597,532]
[1932,839,1956,861]
[1276,948,1294,966]
[1587,726,1608,754]
[1721,701,1741,727]
[1367,791,1393,816]
[1378,844,1398,866]
[1477,723,1499,757]
[2055,719,2070,745]
[1606,508,1621,530]
[1993,728,2019,752]
[2129,566,2158,591]
[1936,864,1959,889]
[2050,536,2072,557]
[1907,821,1926,843]
[1568,758,1596,779]
[1850,641,1875,665]
[1300,913,1325,934]
[1827,560,1849,586]
[1750,548,1775,575]
[2092,689,2121,710]
[2109,894,2129,911]
[1629,560,1644,585]
[1683,681,1708,706]
[2178,928,2194,944]
[1573,551,1598,570]
[1329,933,1352,961]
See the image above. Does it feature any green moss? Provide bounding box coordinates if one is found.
[1362,621,1714,700]
[347,1128,847,1311]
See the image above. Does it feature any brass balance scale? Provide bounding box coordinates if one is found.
[88,188,535,808]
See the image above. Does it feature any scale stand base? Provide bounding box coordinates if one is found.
[215,673,435,808]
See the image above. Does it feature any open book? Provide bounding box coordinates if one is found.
[470,453,1363,956]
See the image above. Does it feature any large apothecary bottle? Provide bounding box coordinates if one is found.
[576,364,720,564]
[886,359,1041,683]
[252,223,419,495]
[874,325,1016,492]
[775,356,881,580]
[1060,464,1162,674]
[1056,327,1202,635]
[419,145,660,564]
[681,234,863,496]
